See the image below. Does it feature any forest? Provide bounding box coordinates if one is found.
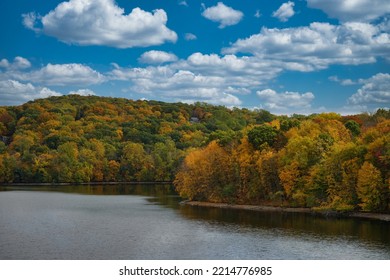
[0,95,389,212]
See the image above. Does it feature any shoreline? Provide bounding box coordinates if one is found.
[182,201,390,222]
[2,183,389,222]
[0,181,172,186]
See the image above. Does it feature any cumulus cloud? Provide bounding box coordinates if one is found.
[272,1,295,22]
[68,89,96,96]
[183,53,283,87]
[202,2,244,28]
[110,53,282,106]
[145,70,243,106]
[257,89,315,113]
[0,80,62,105]
[22,12,41,32]
[13,57,32,69]
[224,21,390,71]
[0,60,105,88]
[111,66,242,106]
[108,50,289,106]
[185,33,197,41]
[112,52,280,86]
[307,0,390,22]
[0,79,98,105]
[348,73,390,105]
[329,76,356,86]
[0,57,31,70]
[22,63,106,86]
[254,10,261,18]
[23,0,177,48]
[139,50,178,64]
[0,59,9,68]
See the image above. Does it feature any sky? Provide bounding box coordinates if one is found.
[0,0,389,115]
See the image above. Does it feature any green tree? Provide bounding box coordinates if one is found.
[151,140,182,181]
[255,109,274,124]
[344,120,361,137]
[0,153,16,183]
[120,142,153,181]
[247,125,278,150]
[325,143,366,211]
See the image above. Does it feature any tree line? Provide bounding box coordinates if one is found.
[0,95,389,212]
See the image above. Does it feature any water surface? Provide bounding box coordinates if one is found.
[0,185,389,259]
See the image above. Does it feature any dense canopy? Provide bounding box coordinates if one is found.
[0,95,389,212]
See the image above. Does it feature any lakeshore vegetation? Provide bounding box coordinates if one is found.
[0,95,389,212]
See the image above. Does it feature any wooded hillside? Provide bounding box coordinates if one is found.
[0,95,389,212]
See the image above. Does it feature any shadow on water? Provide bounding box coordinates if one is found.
[0,183,176,197]
[178,204,390,246]
[1,184,389,249]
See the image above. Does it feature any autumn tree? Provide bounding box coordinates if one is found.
[231,137,261,202]
[151,140,182,181]
[256,150,282,200]
[357,162,386,211]
[324,143,366,211]
[0,95,389,213]
[0,153,16,183]
[174,141,234,202]
[120,142,153,181]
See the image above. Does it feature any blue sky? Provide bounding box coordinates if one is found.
[0,0,389,114]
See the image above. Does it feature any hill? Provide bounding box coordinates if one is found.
[0,95,389,212]
[0,95,262,183]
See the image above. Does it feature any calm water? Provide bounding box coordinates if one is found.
[0,184,389,260]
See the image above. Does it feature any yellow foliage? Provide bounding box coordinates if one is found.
[175,141,233,202]
[279,160,300,198]
[314,112,342,121]
[357,161,385,211]
[116,129,123,140]
[159,122,174,135]
[270,119,280,129]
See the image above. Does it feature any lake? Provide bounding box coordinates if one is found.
[0,184,389,259]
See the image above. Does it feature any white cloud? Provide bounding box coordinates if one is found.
[22,12,41,32]
[179,1,188,7]
[0,57,31,70]
[139,50,178,64]
[272,1,295,22]
[108,50,288,107]
[0,60,105,87]
[0,80,61,105]
[68,89,96,96]
[0,59,9,68]
[224,21,390,71]
[307,0,390,22]
[202,2,244,28]
[329,76,356,86]
[254,10,261,18]
[24,63,106,86]
[185,33,197,41]
[110,61,257,107]
[0,80,99,105]
[257,89,315,114]
[185,53,281,81]
[112,52,281,86]
[23,0,177,48]
[348,73,390,105]
[13,57,32,69]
